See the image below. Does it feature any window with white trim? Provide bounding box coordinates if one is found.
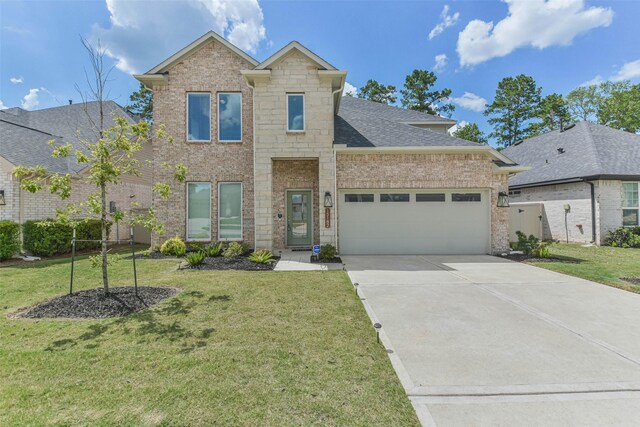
[218,182,243,240]
[187,93,211,142]
[218,93,242,142]
[287,94,305,131]
[187,182,211,241]
[622,182,639,226]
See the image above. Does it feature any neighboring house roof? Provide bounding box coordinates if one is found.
[503,121,640,188]
[335,97,473,148]
[0,101,137,174]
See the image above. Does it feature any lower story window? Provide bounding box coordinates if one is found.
[219,182,243,240]
[187,182,211,241]
[623,182,639,226]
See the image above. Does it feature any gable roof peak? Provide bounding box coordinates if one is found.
[255,40,337,70]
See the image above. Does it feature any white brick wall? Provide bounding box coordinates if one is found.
[596,179,626,242]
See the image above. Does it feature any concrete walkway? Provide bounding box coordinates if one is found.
[343,255,640,426]
[274,249,344,271]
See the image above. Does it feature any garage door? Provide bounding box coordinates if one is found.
[338,190,490,255]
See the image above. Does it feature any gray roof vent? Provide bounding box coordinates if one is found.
[513,139,524,146]
[563,123,576,131]
[557,147,565,154]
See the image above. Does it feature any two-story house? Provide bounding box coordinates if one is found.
[135,31,524,255]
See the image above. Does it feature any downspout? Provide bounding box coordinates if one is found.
[331,85,343,250]
[584,179,597,244]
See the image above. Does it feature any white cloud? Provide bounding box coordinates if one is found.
[21,88,40,110]
[433,54,448,72]
[450,92,487,112]
[343,81,358,96]
[91,0,266,74]
[448,120,468,135]
[611,59,640,82]
[580,75,604,87]
[429,5,460,40]
[457,0,613,67]
[0,100,8,110]
[10,76,23,84]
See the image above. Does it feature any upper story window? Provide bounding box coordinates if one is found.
[187,93,211,142]
[287,94,305,132]
[218,93,242,142]
[623,182,639,227]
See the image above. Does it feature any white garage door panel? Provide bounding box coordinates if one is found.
[338,190,490,255]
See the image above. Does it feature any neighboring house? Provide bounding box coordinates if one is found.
[135,31,524,255]
[0,101,153,242]
[503,121,640,244]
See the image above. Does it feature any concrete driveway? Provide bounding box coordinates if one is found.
[344,255,640,426]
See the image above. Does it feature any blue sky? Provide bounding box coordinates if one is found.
[1,0,639,146]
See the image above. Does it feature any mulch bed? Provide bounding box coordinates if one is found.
[497,253,580,263]
[178,255,278,271]
[621,277,640,286]
[124,252,179,260]
[13,286,179,319]
[310,256,343,264]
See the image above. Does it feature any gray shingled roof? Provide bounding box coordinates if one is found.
[335,97,475,148]
[503,121,640,187]
[0,101,137,174]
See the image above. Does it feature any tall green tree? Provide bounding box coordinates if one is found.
[566,85,601,122]
[530,93,570,135]
[357,79,397,104]
[451,122,488,144]
[597,82,640,132]
[127,83,153,122]
[400,69,454,117]
[13,40,186,294]
[484,74,542,147]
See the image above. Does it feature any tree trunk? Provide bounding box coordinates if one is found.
[101,182,109,294]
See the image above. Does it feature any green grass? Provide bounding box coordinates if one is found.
[529,243,640,294]
[0,255,418,426]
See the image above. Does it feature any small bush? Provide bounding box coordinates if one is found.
[22,219,108,257]
[533,241,551,258]
[319,244,337,261]
[248,249,273,264]
[515,231,540,255]
[160,236,186,256]
[605,227,640,248]
[140,249,152,257]
[0,220,21,261]
[205,242,223,257]
[185,251,206,267]
[223,241,247,258]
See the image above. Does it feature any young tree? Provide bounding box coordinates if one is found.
[451,122,488,144]
[127,83,153,122]
[529,93,570,135]
[484,74,542,147]
[597,82,640,132]
[400,69,454,116]
[566,85,601,122]
[13,39,186,294]
[357,79,397,104]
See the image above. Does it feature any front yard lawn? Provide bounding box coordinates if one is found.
[0,256,418,426]
[529,243,640,294]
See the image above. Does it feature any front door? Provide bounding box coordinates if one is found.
[286,190,312,246]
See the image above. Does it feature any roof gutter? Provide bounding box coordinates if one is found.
[511,174,640,190]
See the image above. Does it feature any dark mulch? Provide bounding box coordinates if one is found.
[498,253,581,263]
[621,277,640,285]
[124,252,178,260]
[310,256,343,264]
[178,255,278,271]
[14,286,179,319]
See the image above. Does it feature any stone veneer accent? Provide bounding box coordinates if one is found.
[150,40,255,246]
[271,159,319,249]
[336,152,510,254]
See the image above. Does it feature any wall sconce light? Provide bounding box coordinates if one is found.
[497,191,509,208]
[324,191,333,208]
[0,190,5,206]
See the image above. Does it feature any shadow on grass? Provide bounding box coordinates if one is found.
[44,291,232,353]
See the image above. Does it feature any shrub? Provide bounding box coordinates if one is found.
[185,250,206,267]
[140,249,152,257]
[533,241,551,258]
[515,231,539,255]
[0,221,21,261]
[160,236,186,256]
[22,219,108,257]
[605,227,640,248]
[248,249,273,264]
[223,241,247,258]
[205,242,223,257]
[319,244,337,261]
